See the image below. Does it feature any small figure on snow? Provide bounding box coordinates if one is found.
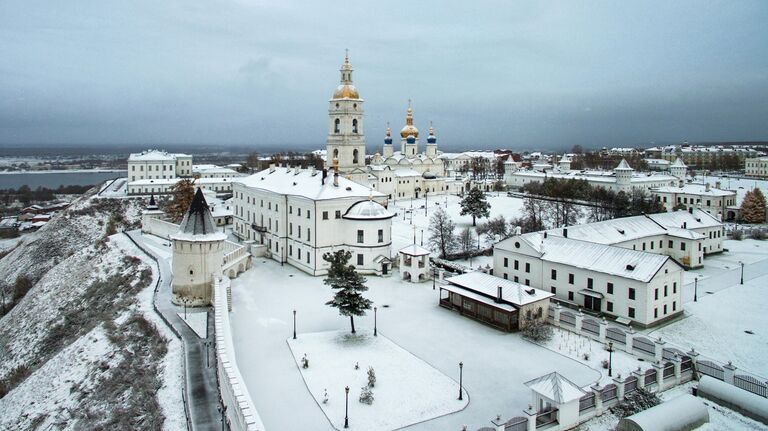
[322,388,329,404]
[301,354,309,369]
[354,361,360,370]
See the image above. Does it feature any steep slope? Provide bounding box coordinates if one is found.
[0,191,184,430]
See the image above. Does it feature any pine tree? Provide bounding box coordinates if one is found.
[460,187,491,226]
[323,250,373,334]
[740,188,767,223]
[428,207,457,258]
[166,179,195,222]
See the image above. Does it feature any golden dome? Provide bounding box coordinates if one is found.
[400,106,419,138]
[333,84,360,99]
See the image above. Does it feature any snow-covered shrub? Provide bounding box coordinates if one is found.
[522,319,553,342]
[367,366,376,388]
[732,230,744,240]
[601,359,609,369]
[359,386,374,405]
[749,228,767,240]
[610,388,660,418]
[582,353,590,361]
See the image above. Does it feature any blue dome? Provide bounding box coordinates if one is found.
[427,135,436,144]
[384,137,392,145]
[406,136,416,144]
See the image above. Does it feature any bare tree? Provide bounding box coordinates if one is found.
[428,207,457,258]
[457,227,475,256]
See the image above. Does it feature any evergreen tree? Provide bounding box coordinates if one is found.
[323,250,372,334]
[460,187,491,226]
[428,207,457,258]
[166,179,195,223]
[741,188,767,223]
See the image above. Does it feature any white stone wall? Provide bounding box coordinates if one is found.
[172,238,224,305]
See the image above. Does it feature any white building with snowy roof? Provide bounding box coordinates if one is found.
[524,371,586,430]
[232,162,395,276]
[494,231,684,327]
[651,182,737,219]
[398,243,431,282]
[127,149,193,182]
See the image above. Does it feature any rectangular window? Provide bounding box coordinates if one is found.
[335,210,341,219]
[268,202,271,210]
[654,288,659,300]
[525,279,530,286]
[307,228,311,241]
[568,291,574,301]
[654,308,658,318]
[298,208,301,217]
[289,245,293,256]
[514,260,519,270]
[307,210,310,219]
[681,242,686,251]
[525,262,530,273]
[664,285,668,296]
[673,282,677,294]
[357,254,364,265]
[587,278,593,289]
[673,301,677,311]
[628,307,635,318]
[607,301,613,312]
[607,282,614,294]
[289,206,293,214]
[323,211,329,220]
[504,257,508,268]
[514,276,519,283]
[357,230,364,243]
[289,223,293,235]
[378,229,383,243]
[663,304,667,315]
[551,286,556,294]
[503,273,508,280]
[568,273,574,284]
[668,240,673,248]
[628,288,636,300]
[551,269,557,280]
[298,226,302,239]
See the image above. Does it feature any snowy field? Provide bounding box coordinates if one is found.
[0,236,22,252]
[287,331,467,431]
[389,193,524,253]
[229,259,600,431]
[644,239,768,377]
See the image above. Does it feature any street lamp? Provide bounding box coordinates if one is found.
[425,190,428,216]
[607,341,614,377]
[458,362,464,400]
[740,261,744,285]
[432,266,437,290]
[181,297,190,320]
[694,276,698,302]
[344,386,350,428]
[293,309,297,340]
[374,307,378,337]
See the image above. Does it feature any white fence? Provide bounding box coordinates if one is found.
[143,217,179,239]
[213,277,265,431]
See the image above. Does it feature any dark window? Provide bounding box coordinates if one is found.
[514,276,519,283]
[323,211,329,220]
[378,229,383,243]
[673,282,677,294]
[568,291,574,301]
[654,308,658,318]
[551,269,557,280]
[628,307,635,318]
[357,254,364,265]
[607,282,614,294]
[664,285,668,296]
[335,210,341,219]
[587,278,593,289]
[607,301,613,312]
[673,301,677,311]
[514,260,519,270]
[551,286,556,294]
[663,304,667,315]
[334,118,340,133]
[681,242,686,251]
[654,289,659,300]
[629,288,636,300]
[504,257,508,268]
[503,273,508,280]
[525,262,530,273]
[357,230,364,243]
[525,279,530,286]
[568,273,574,284]
[668,240,673,248]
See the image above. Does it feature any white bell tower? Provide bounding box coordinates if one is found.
[326,52,366,174]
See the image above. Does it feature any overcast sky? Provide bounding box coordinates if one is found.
[1,0,767,151]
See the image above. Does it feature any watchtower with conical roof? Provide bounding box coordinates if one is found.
[141,194,165,234]
[614,159,634,192]
[670,157,687,180]
[170,188,227,306]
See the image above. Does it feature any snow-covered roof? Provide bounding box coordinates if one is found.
[440,284,516,312]
[128,150,190,162]
[509,169,676,184]
[619,394,709,431]
[497,234,676,282]
[399,244,431,256]
[647,209,723,230]
[343,199,394,220]
[524,372,586,403]
[394,169,422,177]
[615,159,633,170]
[128,178,181,186]
[445,272,553,306]
[670,157,687,168]
[651,183,735,197]
[236,167,385,201]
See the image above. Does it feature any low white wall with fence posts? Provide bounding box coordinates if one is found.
[213,277,265,431]
[490,304,767,431]
[143,217,179,239]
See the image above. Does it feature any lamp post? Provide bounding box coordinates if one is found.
[458,362,464,400]
[607,341,614,377]
[420,229,424,246]
[425,190,428,216]
[206,341,210,368]
[432,266,437,290]
[344,386,350,428]
[374,306,378,337]
[740,261,744,285]
[293,309,297,340]
[694,276,698,302]
[181,298,190,320]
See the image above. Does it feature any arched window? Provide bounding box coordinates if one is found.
[334,118,340,134]
[353,149,359,164]
[333,148,339,160]
[352,119,358,133]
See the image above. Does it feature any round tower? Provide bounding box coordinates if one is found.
[171,188,227,306]
[614,159,634,192]
[326,52,366,173]
[670,157,687,180]
[425,122,438,158]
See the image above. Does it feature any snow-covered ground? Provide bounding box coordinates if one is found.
[287,330,467,431]
[177,311,208,339]
[390,193,524,254]
[229,259,600,431]
[0,236,22,252]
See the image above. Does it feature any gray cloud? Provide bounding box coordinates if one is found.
[0,0,767,151]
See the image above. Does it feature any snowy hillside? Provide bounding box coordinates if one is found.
[0,190,184,430]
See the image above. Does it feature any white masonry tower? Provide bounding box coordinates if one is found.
[670,157,687,180]
[614,159,634,192]
[326,51,367,184]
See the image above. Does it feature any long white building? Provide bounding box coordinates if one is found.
[232,164,394,276]
[494,232,684,327]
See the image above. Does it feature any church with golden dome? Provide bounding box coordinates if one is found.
[326,54,466,200]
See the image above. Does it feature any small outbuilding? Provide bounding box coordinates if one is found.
[617,394,708,431]
[398,244,431,282]
[524,371,586,429]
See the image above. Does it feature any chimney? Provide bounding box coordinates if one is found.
[496,286,503,303]
[683,221,687,229]
[705,183,710,192]
[715,181,721,189]
[269,163,275,173]
[322,168,328,185]
[563,228,568,238]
